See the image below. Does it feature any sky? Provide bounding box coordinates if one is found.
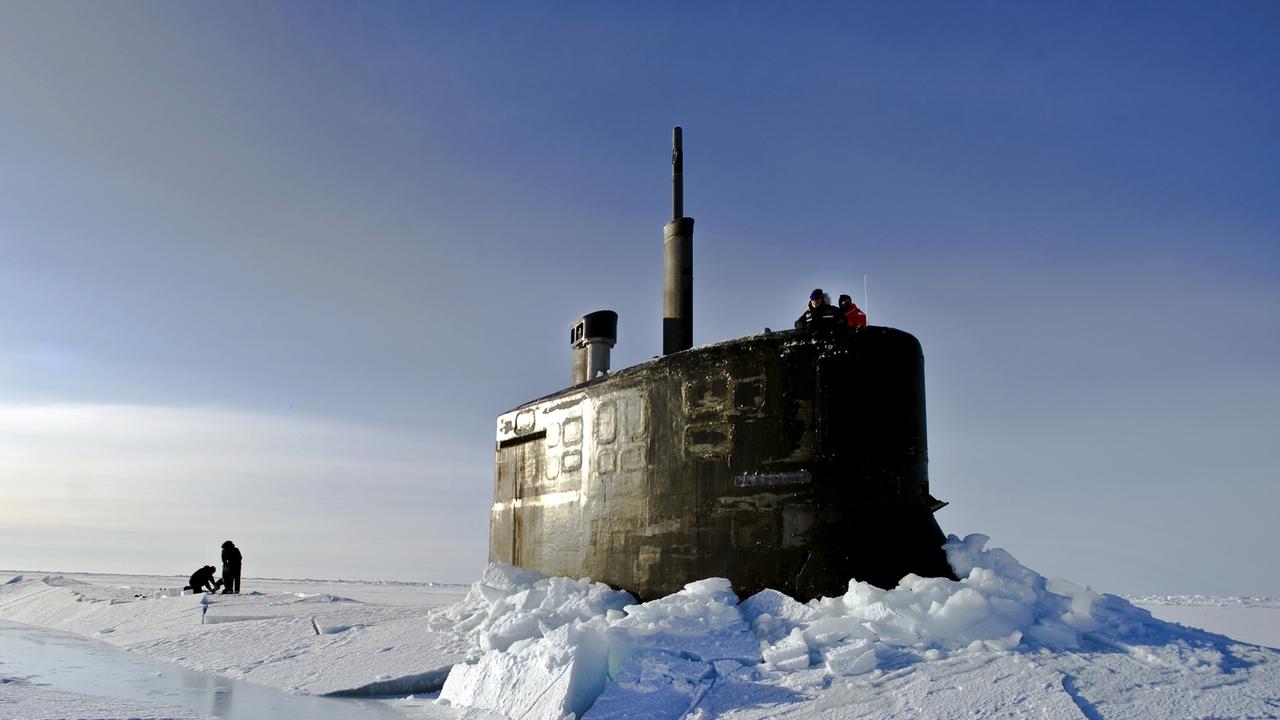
[1,2,1276,595]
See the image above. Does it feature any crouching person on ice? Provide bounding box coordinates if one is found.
[184,565,222,594]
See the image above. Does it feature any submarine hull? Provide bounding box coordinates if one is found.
[491,326,954,601]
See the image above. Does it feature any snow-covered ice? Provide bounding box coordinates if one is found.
[0,678,211,720]
[1129,595,1280,650]
[0,573,472,699]
[3,534,1279,719]
[433,534,1280,718]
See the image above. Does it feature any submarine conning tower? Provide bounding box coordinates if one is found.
[490,128,954,601]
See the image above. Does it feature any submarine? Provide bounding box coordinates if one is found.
[490,128,955,601]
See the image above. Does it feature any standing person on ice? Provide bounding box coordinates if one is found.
[838,294,867,329]
[220,540,242,594]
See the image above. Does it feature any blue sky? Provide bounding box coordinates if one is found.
[1,2,1277,595]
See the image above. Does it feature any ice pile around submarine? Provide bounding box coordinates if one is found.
[437,533,1161,719]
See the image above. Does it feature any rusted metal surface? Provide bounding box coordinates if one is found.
[490,326,954,601]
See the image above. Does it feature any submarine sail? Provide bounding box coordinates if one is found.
[490,129,954,600]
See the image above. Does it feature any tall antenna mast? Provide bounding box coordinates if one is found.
[672,127,683,220]
[663,127,695,355]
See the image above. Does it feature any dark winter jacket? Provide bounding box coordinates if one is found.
[795,303,844,330]
[222,545,242,568]
[188,566,217,591]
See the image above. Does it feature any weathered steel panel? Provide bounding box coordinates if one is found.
[491,326,953,600]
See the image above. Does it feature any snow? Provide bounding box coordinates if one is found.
[0,678,210,720]
[441,620,612,720]
[0,573,472,698]
[3,535,1280,719]
[1129,595,1280,649]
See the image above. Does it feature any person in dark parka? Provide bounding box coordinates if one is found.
[221,540,242,594]
[184,565,220,594]
[795,288,844,330]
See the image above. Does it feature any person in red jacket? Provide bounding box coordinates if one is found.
[838,294,867,329]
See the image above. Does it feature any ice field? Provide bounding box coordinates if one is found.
[3,535,1278,719]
